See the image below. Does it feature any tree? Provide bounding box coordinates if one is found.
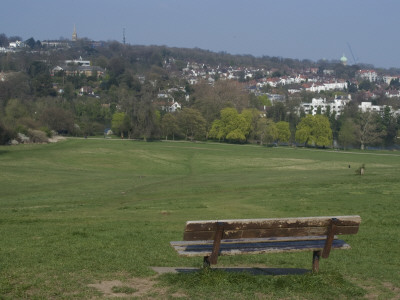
[355,112,385,150]
[267,102,286,122]
[41,107,74,134]
[111,112,130,138]
[254,118,277,145]
[161,113,180,140]
[276,121,291,144]
[0,120,14,145]
[176,108,206,141]
[358,80,373,91]
[338,118,357,149]
[241,108,261,141]
[257,95,272,108]
[131,98,160,141]
[295,115,332,147]
[28,61,55,97]
[209,107,251,143]
[380,106,398,145]
[191,80,250,135]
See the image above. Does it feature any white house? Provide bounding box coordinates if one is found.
[357,70,378,82]
[169,101,181,112]
[9,41,23,48]
[65,57,90,66]
[301,95,351,118]
[359,102,385,113]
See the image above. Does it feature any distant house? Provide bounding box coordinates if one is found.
[303,80,347,93]
[41,40,70,48]
[386,90,400,98]
[65,57,90,67]
[169,101,181,112]
[52,65,105,77]
[9,40,24,48]
[382,75,400,85]
[359,102,385,113]
[301,95,351,118]
[357,70,378,82]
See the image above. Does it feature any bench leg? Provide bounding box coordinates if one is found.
[312,251,321,273]
[203,256,211,268]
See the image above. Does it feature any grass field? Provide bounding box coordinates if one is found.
[0,139,399,299]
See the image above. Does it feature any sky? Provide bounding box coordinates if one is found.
[1,0,399,69]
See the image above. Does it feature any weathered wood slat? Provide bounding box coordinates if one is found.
[184,216,361,232]
[183,225,359,241]
[171,235,328,247]
[171,239,350,257]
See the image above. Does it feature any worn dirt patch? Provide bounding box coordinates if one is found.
[88,276,186,299]
[383,282,400,299]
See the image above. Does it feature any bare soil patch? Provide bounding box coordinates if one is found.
[88,276,186,299]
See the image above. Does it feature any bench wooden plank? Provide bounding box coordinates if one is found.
[184,216,361,232]
[183,225,359,241]
[171,239,350,257]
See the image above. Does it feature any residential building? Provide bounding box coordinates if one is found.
[357,70,378,82]
[301,95,351,118]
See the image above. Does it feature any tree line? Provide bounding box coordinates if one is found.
[1,34,399,148]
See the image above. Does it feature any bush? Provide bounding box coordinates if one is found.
[0,122,15,145]
[27,129,48,143]
[39,126,53,138]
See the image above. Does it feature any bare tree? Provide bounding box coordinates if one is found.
[355,112,385,150]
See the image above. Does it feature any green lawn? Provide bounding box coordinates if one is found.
[0,139,399,299]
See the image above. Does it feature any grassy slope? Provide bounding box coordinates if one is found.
[0,139,399,298]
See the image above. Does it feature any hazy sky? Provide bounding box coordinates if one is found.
[2,0,399,69]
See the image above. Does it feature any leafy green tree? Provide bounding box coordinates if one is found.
[241,108,261,141]
[358,80,373,91]
[209,107,251,143]
[295,115,333,147]
[338,118,357,149]
[258,95,272,108]
[254,118,277,145]
[267,102,286,122]
[161,113,181,140]
[276,121,291,143]
[111,112,130,138]
[176,108,206,141]
[28,61,55,97]
[380,106,398,145]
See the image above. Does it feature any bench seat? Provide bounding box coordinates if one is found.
[171,236,351,257]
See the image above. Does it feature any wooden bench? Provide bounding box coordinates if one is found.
[170,215,361,272]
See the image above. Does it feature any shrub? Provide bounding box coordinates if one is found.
[39,126,53,138]
[0,122,15,145]
[27,129,48,143]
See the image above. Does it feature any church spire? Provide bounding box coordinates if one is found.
[72,24,78,42]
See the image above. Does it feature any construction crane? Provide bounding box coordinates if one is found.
[346,42,358,65]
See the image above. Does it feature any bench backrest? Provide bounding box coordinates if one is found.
[183,215,361,241]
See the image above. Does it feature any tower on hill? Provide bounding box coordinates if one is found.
[72,25,78,42]
[340,54,348,66]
